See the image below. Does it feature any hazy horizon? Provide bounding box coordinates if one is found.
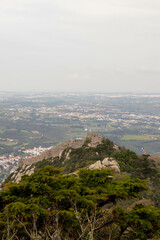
[1,91,160,95]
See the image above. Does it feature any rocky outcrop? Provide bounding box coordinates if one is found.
[89,160,102,169]
[10,165,35,183]
[113,144,120,152]
[89,157,120,172]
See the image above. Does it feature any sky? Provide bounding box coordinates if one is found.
[0,0,160,92]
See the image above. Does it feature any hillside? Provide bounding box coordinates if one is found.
[5,134,117,181]
[3,132,160,208]
[5,132,156,181]
[1,132,160,239]
[8,132,118,182]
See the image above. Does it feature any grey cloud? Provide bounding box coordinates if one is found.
[0,0,160,92]
[71,74,90,79]
[138,66,160,74]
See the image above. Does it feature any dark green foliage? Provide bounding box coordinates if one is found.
[34,159,57,171]
[112,205,160,240]
[0,166,159,239]
[111,148,139,173]
[131,154,158,179]
[78,168,113,187]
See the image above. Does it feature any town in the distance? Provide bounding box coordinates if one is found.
[0,92,160,182]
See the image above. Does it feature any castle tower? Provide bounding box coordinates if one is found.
[86,132,104,147]
[86,132,99,139]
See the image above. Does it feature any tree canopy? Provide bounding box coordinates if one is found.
[0,166,160,239]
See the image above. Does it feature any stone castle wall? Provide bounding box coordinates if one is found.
[19,139,85,167]
[19,132,103,167]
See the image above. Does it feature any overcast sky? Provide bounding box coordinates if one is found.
[0,0,160,92]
